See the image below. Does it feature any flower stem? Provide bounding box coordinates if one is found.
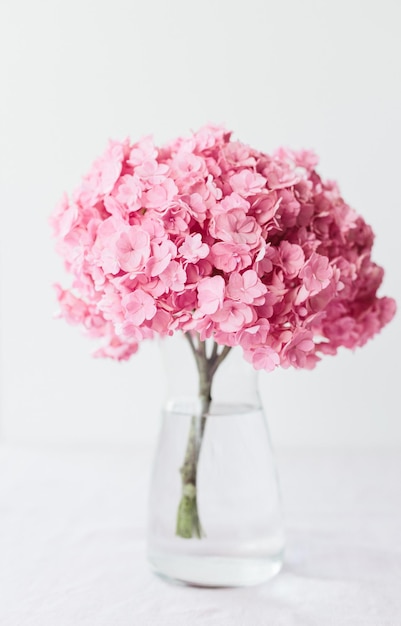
[176,334,231,539]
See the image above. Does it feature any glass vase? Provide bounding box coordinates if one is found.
[146,332,285,587]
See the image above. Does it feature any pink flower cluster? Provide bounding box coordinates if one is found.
[51,125,396,370]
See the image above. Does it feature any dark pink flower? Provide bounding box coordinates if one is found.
[278,241,305,278]
[282,330,317,369]
[298,252,334,300]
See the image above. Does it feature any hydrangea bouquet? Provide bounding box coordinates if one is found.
[51,125,395,540]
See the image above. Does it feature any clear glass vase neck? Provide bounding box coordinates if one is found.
[159,332,262,415]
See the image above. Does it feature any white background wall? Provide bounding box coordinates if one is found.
[1,0,400,449]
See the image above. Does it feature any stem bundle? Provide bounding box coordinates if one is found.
[175,333,231,539]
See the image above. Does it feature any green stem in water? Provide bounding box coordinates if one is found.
[176,334,231,539]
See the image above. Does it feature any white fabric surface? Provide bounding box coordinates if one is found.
[0,443,400,626]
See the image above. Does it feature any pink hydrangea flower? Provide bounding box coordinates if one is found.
[244,345,280,371]
[210,242,253,272]
[239,319,271,349]
[147,240,177,277]
[115,227,150,273]
[282,330,317,369]
[51,124,395,371]
[143,178,178,210]
[278,241,305,278]
[122,289,156,326]
[178,233,209,264]
[299,252,333,294]
[211,210,261,248]
[115,174,142,212]
[211,300,254,333]
[229,170,267,197]
[54,285,90,326]
[197,276,225,315]
[226,270,266,305]
[159,261,186,292]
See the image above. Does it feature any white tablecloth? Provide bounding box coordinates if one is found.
[0,444,400,626]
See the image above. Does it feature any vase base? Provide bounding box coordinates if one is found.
[148,552,283,587]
